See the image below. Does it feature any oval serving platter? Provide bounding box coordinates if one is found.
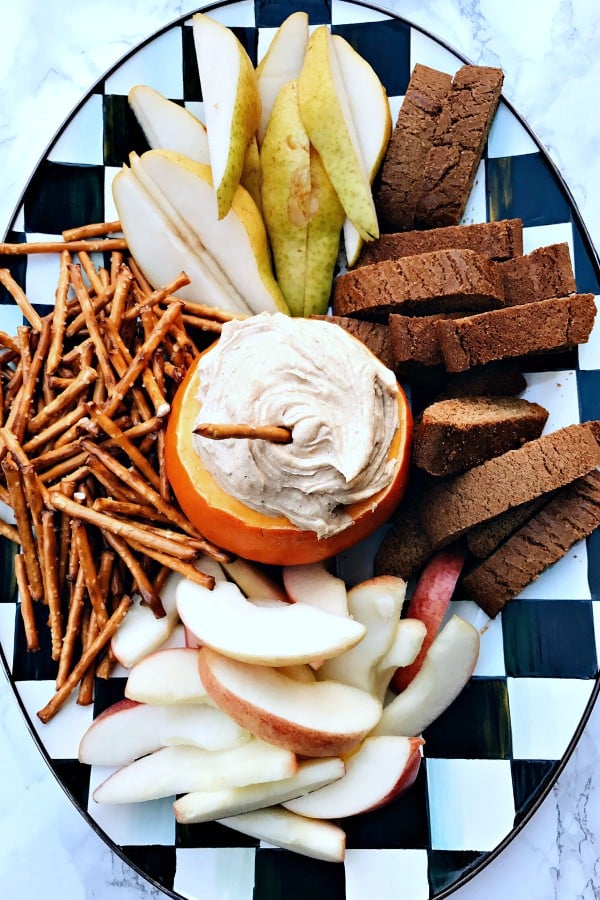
[1,2,599,899]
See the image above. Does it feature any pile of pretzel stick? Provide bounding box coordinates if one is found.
[0,222,237,723]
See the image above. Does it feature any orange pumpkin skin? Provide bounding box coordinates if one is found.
[165,346,412,566]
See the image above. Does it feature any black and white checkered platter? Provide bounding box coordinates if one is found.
[1,1,599,898]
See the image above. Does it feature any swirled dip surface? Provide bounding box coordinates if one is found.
[193,313,399,538]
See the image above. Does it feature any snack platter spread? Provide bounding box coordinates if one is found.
[1,2,599,900]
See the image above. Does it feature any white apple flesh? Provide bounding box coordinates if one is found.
[217,807,346,863]
[221,557,288,603]
[111,571,181,669]
[374,618,427,701]
[282,561,349,617]
[124,647,210,705]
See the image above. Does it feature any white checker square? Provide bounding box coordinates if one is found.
[16,680,94,758]
[487,101,538,159]
[0,605,16,669]
[516,539,591,601]
[105,29,184,99]
[508,676,595,759]
[460,158,487,225]
[388,95,404,127]
[522,369,579,433]
[23,234,64,307]
[103,167,122,222]
[174,847,256,900]
[88,764,175,845]
[345,849,429,900]
[256,26,278,65]
[427,758,515,851]
[184,100,205,125]
[332,1,391,24]
[578,295,600,370]
[11,205,25,231]
[409,29,463,76]
[522,221,574,256]
[451,600,506,677]
[0,303,26,334]
[48,94,104,165]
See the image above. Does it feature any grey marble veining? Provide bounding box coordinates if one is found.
[0,0,598,897]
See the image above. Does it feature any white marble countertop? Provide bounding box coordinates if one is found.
[0,1,598,897]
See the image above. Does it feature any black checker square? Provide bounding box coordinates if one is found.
[511,759,558,825]
[342,762,430,849]
[50,759,92,812]
[422,678,512,760]
[502,599,597,679]
[253,847,345,900]
[572,217,600,294]
[12,603,59,681]
[587,529,600,601]
[121,844,177,892]
[0,235,27,298]
[486,152,571,227]
[176,818,259,849]
[23,161,104,234]
[254,0,332,28]
[103,94,151,168]
[577,370,600,426]
[428,849,486,896]
[0,539,17,603]
[92,676,127,717]
[332,18,412,97]
[182,24,202,101]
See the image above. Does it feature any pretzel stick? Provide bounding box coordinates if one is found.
[0,239,127,255]
[65,288,114,339]
[127,539,216,589]
[194,422,293,444]
[62,220,122,241]
[16,326,32,382]
[85,401,162,492]
[0,269,43,330]
[15,554,40,652]
[127,256,153,294]
[102,531,165,617]
[28,365,97,434]
[22,403,88,455]
[84,454,142,503]
[94,552,118,679]
[39,450,89,485]
[41,511,63,659]
[103,318,170,418]
[106,344,154,422]
[181,313,223,334]
[107,267,133,329]
[22,464,47,571]
[56,567,86,690]
[57,481,76,594]
[11,317,52,442]
[123,272,191,322]
[45,490,199,560]
[92,497,172,525]
[77,250,105,297]
[0,519,20,543]
[2,455,43,600]
[77,608,96,705]
[73,520,108,629]
[69,266,116,390]
[0,331,19,353]
[47,251,71,374]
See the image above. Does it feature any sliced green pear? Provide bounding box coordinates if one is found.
[373,615,480,738]
[260,79,311,316]
[128,84,210,163]
[134,149,287,314]
[298,25,379,241]
[112,164,251,314]
[176,578,365,666]
[217,807,346,863]
[256,11,309,143]
[199,647,382,757]
[174,757,344,824]
[240,134,262,210]
[303,146,345,316]
[331,34,392,266]
[192,12,261,218]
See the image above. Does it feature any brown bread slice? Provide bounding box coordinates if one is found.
[462,470,600,616]
[413,396,549,476]
[466,495,552,559]
[333,248,504,319]
[499,243,576,306]
[311,316,395,370]
[436,293,597,372]
[375,64,452,232]
[390,312,464,367]
[359,219,523,266]
[414,66,504,228]
[435,363,527,399]
[374,498,433,581]
[419,421,600,548]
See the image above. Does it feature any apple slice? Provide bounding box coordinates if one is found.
[317,575,406,694]
[277,664,317,683]
[128,84,210,163]
[298,25,378,241]
[160,704,250,751]
[124,648,210,705]
[192,12,261,218]
[176,578,366,666]
[331,34,392,266]
[373,615,480,738]
[374,618,427,701]
[199,647,382,757]
[256,11,309,143]
[78,699,164,767]
[174,757,344,824]
[217,807,345,863]
[282,561,349,617]
[111,571,181,669]
[392,546,466,693]
[93,740,297,804]
[284,735,422,818]
[221,557,288,603]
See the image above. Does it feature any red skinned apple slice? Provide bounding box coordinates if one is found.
[392,546,466,693]
[283,735,423,818]
[176,578,366,666]
[111,571,181,669]
[124,648,210,705]
[199,647,382,757]
[217,807,346,863]
[174,757,345,824]
[93,740,297,804]
[78,699,164,767]
[282,561,349,617]
[317,576,406,694]
[374,618,427,701]
[373,615,480,738]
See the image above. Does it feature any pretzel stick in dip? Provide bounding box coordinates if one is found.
[194,422,294,444]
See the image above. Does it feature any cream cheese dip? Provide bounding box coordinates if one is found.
[192,313,399,538]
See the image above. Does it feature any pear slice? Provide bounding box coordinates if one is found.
[192,12,261,218]
[303,146,345,316]
[298,25,379,242]
[256,11,309,144]
[134,149,288,315]
[128,84,210,164]
[112,164,251,314]
[240,134,262,210]
[331,35,392,266]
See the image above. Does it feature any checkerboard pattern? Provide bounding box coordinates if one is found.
[1,2,599,899]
